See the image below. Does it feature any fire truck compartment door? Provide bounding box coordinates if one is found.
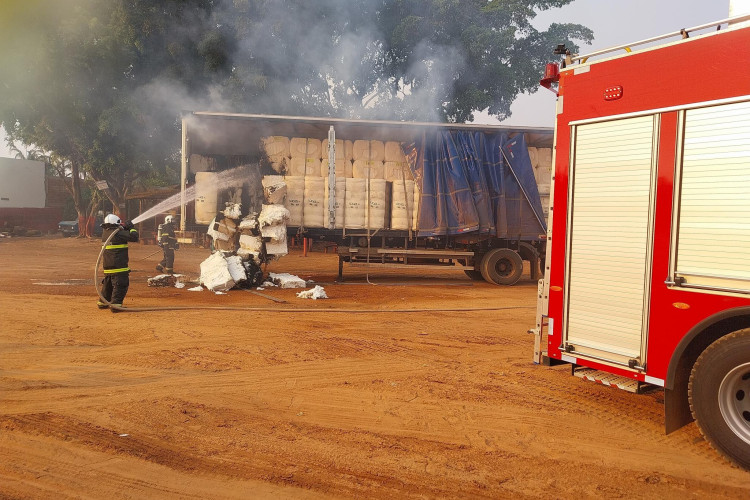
[674,100,750,293]
[564,115,656,366]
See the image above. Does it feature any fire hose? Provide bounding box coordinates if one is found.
[95,226,534,314]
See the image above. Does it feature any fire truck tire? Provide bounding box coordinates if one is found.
[689,329,750,470]
[480,248,523,286]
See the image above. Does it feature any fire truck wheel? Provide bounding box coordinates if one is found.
[480,248,523,286]
[689,329,750,470]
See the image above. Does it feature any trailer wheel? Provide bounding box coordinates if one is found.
[480,248,523,285]
[689,329,750,470]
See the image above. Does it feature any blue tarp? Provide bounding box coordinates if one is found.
[410,130,546,239]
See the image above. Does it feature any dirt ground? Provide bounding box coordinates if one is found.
[1,235,750,499]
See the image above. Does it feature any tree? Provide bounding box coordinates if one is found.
[0,0,591,224]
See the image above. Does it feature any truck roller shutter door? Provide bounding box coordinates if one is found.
[564,115,657,366]
[675,100,750,293]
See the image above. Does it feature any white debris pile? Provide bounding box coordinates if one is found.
[296,285,328,300]
[268,272,307,289]
[147,274,177,287]
[147,274,179,287]
[223,202,243,219]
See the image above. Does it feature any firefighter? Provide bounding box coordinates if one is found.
[97,214,139,312]
[156,215,179,274]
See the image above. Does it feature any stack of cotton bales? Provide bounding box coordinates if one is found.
[261,136,290,174]
[528,146,553,223]
[259,203,290,257]
[289,137,322,177]
[259,136,419,231]
[237,214,263,262]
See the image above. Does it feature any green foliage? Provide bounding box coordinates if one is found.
[0,0,591,209]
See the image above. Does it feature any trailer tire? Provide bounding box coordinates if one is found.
[689,329,750,470]
[480,248,523,286]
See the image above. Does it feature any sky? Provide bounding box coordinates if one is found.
[493,0,731,127]
[0,0,734,157]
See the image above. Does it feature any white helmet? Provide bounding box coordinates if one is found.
[165,215,174,224]
[104,214,121,225]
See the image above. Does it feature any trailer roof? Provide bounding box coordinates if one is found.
[185,112,554,155]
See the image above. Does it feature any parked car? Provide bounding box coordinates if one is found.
[58,218,103,237]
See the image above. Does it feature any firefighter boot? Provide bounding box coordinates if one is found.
[97,301,109,309]
[156,264,164,272]
[165,268,174,275]
[110,303,125,313]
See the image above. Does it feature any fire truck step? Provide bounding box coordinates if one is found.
[573,368,648,394]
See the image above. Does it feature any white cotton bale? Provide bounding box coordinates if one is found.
[261,136,290,157]
[195,172,218,225]
[384,141,407,163]
[199,252,235,291]
[391,180,417,230]
[365,179,387,229]
[239,234,263,252]
[352,140,385,161]
[321,158,348,177]
[284,176,305,226]
[267,154,289,174]
[324,177,346,229]
[289,156,322,177]
[262,175,287,204]
[259,204,290,227]
[236,247,261,263]
[303,176,326,228]
[260,223,287,243]
[527,147,539,169]
[537,148,553,169]
[344,178,367,229]
[535,166,552,187]
[225,255,247,283]
[384,161,413,182]
[322,139,354,161]
[290,137,322,159]
[353,159,385,180]
[265,239,288,256]
[269,272,306,288]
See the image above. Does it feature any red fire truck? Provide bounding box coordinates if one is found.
[532,14,750,469]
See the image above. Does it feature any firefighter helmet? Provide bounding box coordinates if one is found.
[103,214,121,226]
[165,215,174,224]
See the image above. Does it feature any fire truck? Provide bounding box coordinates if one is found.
[532,14,750,469]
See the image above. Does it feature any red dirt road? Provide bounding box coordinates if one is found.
[1,236,750,499]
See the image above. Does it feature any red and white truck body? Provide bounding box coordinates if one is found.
[534,15,750,468]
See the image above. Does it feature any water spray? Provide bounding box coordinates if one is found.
[131,164,262,225]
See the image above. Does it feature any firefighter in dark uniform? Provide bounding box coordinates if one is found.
[156,215,179,274]
[97,214,139,311]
